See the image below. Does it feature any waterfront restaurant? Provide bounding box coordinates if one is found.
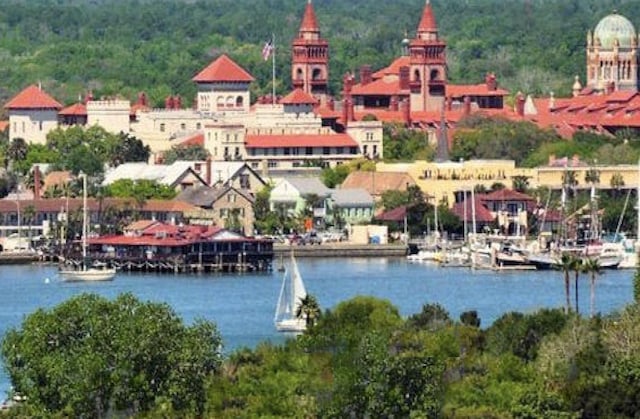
[84,221,273,272]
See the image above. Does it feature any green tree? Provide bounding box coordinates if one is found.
[295,294,321,328]
[512,175,530,193]
[406,303,452,331]
[163,144,209,164]
[106,132,151,166]
[557,252,574,314]
[1,293,222,417]
[582,258,602,318]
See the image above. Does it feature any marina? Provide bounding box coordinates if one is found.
[0,257,636,399]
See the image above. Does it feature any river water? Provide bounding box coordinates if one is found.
[0,258,635,398]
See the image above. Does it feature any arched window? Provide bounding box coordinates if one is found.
[430,69,439,81]
[296,68,303,80]
[312,68,322,80]
[413,69,421,81]
[236,96,243,107]
[226,96,234,108]
[216,97,224,109]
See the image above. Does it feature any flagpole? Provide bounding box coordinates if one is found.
[272,33,276,106]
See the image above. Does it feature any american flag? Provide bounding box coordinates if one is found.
[262,39,274,61]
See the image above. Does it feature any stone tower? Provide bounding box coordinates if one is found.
[587,11,640,92]
[291,0,329,101]
[409,0,447,112]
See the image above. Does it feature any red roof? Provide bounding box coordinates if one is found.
[4,85,62,110]
[280,88,318,105]
[447,83,509,97]
[352,78,406,96]
[376,205,407,222]
[417,1,438,32]
[245,134,358,148]
[480,189,535,202]
[299,1,319,32]
[178,133,205,147]
[59,102,87,116]
[451,199,495,223]
[372,56,410,79]
[192,54,255,83]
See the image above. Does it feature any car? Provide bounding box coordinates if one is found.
[300,231,321,245]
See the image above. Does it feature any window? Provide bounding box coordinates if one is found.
[227,193,236,203]
[197,123,201,130]
[268,161,278,168]
[323,147,330,155]
[226,134,230,142]
[284,148,291,155]
[39,121,43,131]
[305,147,313,155]
[160,123,165,132]
[373,145,378,156]
[350,147,357,154]
[180,123,186,130]
[363,145,368,155]
[337,147,344,154]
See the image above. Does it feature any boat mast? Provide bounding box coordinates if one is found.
[637,159,640,242]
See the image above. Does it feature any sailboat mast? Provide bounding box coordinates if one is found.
[82,173,87,261]
[637,159,640,241]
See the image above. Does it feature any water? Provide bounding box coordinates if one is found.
[0,258,635,398]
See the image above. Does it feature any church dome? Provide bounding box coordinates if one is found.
[594,12,636,48]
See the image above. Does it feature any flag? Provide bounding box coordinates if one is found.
[262,39,273,61]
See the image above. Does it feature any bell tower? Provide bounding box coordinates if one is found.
[291,0,329,101]
[409,0,447,112]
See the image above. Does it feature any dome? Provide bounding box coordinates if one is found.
[594,12,636,48]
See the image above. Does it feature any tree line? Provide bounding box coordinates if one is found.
[0,0,636,107]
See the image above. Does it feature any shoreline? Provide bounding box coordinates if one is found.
[273,243,408,258]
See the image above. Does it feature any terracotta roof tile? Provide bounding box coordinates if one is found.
[447,83,510,97]
[192,54,255,83]
[352,78,406,96]
[178,133,205,147]
[245,134,357,148]
[372,56,410,78]
[480,188,535,202]
[451,198,495,223]
[4,85,62,110]
[59,102,87,116]
[417,1,438,32]
[299,1,319,32]
[280,88,318,105]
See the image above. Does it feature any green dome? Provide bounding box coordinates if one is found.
[594,12,636,48]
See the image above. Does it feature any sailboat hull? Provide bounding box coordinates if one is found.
[60,267,116,282]
[275,318,307,333]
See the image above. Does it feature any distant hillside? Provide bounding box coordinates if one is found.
[0,0,636,108]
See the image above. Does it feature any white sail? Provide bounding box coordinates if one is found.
[274,253,307,333]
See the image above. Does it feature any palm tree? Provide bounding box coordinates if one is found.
[295,294,321,328]
[571,255,583,315]
[557,252,574,314]
[512,175,530,193]
[582,258,602,318]
[610,173,625,198]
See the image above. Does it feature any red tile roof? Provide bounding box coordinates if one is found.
[451,198,495,223]
[245,134,357,148]
[299,1,319,32]
[341,171,416,196]
[480,189,535,202]
[4,85,63,110]
[372,56,410,78]
[59,102,87,116]
[352,78,406,96]
[192,54,255,83]
[447,83,509,97]
[280,88,318,105]
[417,1,438,32]
[178,133,205,147]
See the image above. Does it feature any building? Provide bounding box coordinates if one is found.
[329,188,375,226]
[586,11,640,92]
[177,185,256,235]
[341,170,416,201]
[102,161,209,191]
[5,85,62,144]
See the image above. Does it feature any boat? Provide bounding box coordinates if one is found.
[59,173,116,282]
[274,252,307,333]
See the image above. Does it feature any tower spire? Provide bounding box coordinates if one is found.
[417,0,438,37]
[299,0,319,34]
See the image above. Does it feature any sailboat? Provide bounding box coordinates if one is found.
[59,173,116,282]
[274,252,307,333]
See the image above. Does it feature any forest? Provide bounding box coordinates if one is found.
[0,0,637,108]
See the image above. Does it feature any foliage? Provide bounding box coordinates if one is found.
[321,164,351,188]
[406,303,452,331]
[451,115,560,166]
[383,123,435,162]
[1,293,222,417]
[103,178,177,200]
[162,144,209,164]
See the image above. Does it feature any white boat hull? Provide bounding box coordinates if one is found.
[275,318,306,333]
[60,268,116,282]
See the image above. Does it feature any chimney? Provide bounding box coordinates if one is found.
[342,98,350,128]
[138,92,148,106]
[400,99,411,126]
[349,98,355,122]
[174,95,182,109]
[359,65,372,86]
[463,96,471,116]
[485,72,497,91]
[607,81,615,95]
[165,95,175,109]
[399,66,410,90]
[206,156,212,186]
[33,165,41,200]
[327,97,335,111]
[389,95,399,111]
[84,91,94,103]
[515,92,525,117]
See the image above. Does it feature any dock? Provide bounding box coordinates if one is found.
[274,243,408,258]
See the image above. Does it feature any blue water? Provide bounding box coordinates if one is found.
[0,258,635,398]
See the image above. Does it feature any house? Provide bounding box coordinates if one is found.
[205,161,266,195]
[176,185,255,235]
[102,161,208,191]
[340,171,416,200]
[329,188,374,226]
[270,177,331,229]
